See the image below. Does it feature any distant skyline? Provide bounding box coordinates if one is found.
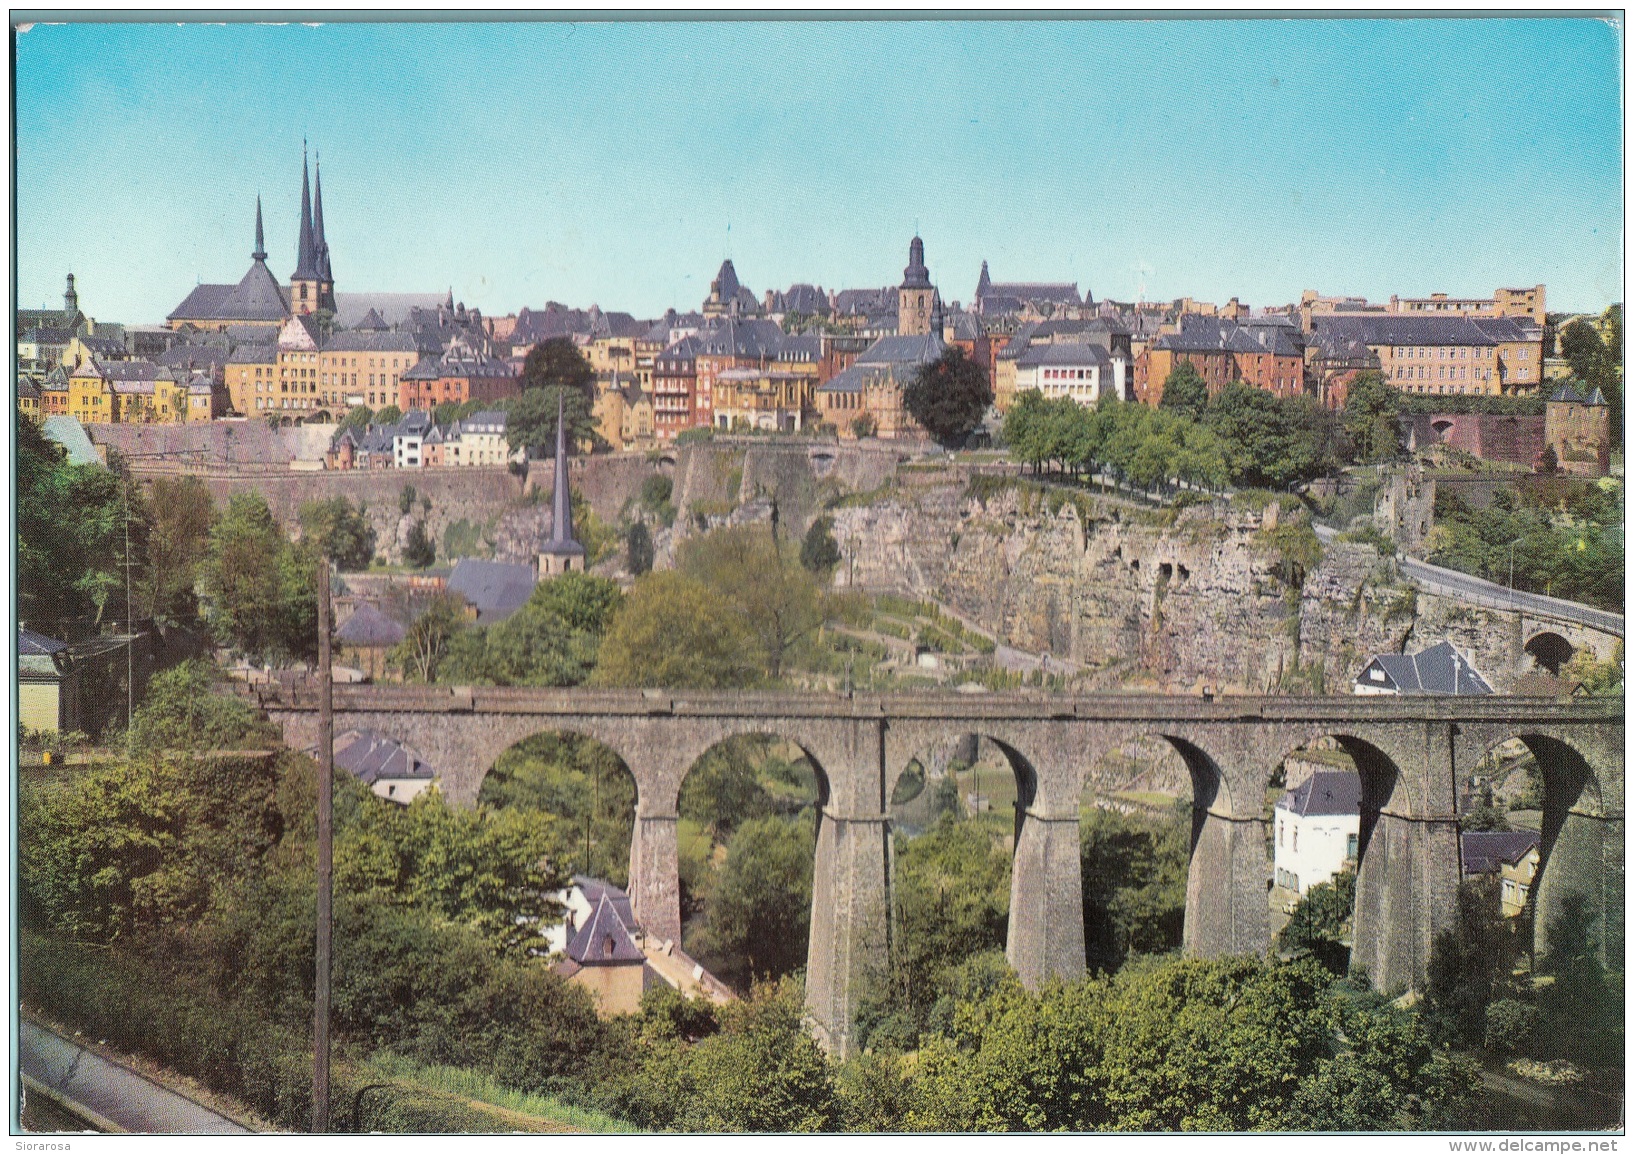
[14,16,1624,325]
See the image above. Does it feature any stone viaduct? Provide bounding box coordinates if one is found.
[257,686,1624,1056]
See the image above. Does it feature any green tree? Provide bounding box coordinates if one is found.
[851,412,877,439]
[521,336,596,398]
[478,733,635,886]
[398,484,418,515]
[440,574,623,687]
[338,405,374,431]
[1080,806,1189,971]
[677,525,826,680]
[1159,360,1210,421]
[692,815,815,986]
[503,385,601,456]
[201,492,318,664]
[679,737,780,839]
[389,591,468,682]
[374,404,403,426]
[799,516,842,574]
[902,347,993,446]
[403,520,435,568]
[127,660,280,753]
[591,571,759,689]
[1278,869,1356,974]
[297,495,376,569]
[625,522,655,576]
[1341,371,1403,462]
[139,475,215,624]
[1423,878,1515,1048]
[1205,383,1338,490]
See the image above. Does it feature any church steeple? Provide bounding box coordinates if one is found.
[252,196,267,262]
[538,392,588,576]
[291,143,326,314]
[63,272,78,317]
[313,154,332,285]
[898,235,935,336]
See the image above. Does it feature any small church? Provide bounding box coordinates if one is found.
[538,393,588,576]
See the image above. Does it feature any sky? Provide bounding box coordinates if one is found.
[12,16,1625,325]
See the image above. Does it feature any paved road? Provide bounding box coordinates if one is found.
[19,1019,251,1134]
[1312,524,1624,637]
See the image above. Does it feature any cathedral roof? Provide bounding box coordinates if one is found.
[168,259,292,325]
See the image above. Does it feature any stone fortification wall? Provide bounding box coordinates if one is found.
[88,421,334,464]
[830,480,1550,694]
[525,452,659,524]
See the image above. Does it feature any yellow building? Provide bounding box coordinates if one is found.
[712,367,815,432]
[68,359,114,423]
[17,376,42,422]
[226,342,278,417]
[270,314,323,419]
[19,627,80,734]
[592,376,657,450]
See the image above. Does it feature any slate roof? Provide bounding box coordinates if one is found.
[694,318,788,359]
[773,283,827,313]
[1308,314,1501,348]
[983,281,1081,305]
[42,417,101,466]
[1549,382,1587,404]
[1461,830,1540,876]
[573,875,637,927]
[333,293,448,329]
[19,626,69,656]
[833,287,896,315]
[1358,641,1493,696]
[17,376,40,401]
[335,603,407,648]
[331,728,436,785]
[456,409,508,435]
[1470,317,1539,343]
[156,345,229,371]
[446,558,536,623]
[355,307,389,331]
[227,343,277,365]
[857,332,947,367]
[168,259,291,324]
[1278,769,1361,818]
[21,326,77,347]
[1016,342,1113,368]
[945,311,984,341]
[323,330,425,354]
[565,892,646,965]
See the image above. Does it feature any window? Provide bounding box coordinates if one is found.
[1346,833,1358,861]
[1292,827,1298,851]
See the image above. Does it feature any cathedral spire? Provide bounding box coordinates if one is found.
[552,393,575,547]
[294,142,320,281]
[253,196,267,262]
[313,153,332,283]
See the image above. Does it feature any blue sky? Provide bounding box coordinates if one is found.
[13,16,1624,324]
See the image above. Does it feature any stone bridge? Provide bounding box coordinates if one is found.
[258,686,1624,1055]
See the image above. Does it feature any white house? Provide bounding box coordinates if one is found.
[450,410,513,466]
[1354,640,1493,696]
[1273,769,1360,897]
[328,728,437,805]
[392,409,435,468]
[1013,341,1129,406]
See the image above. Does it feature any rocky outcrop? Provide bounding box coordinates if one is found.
[830,480,1537,694]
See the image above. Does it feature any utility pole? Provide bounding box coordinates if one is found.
[313,559,333,1133]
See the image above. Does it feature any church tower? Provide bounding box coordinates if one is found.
[898,236,934,337]
[290,145,334,315]
[312,155,336,310]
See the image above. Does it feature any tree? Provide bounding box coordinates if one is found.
[679,737,779,839]
[591,571,759,690]
[625,522,655,576]
[478,732,636,886]
[1159,360,1210,421]
[139,475,215,624]
[677,525,826,680]
[1423,879,1515,1048]
[127,660,280,753]
[1205,383,1337,489]
[389,592,468,682]
[520,336,596,399]
[1341,371,1403,463]
[851,412,877,439]
[1278,869,1355,974]
[398,484,418,515]
[403,520,435,568]
[502,385,601,456]
[1537,443,1559,474]
[201,492,317,664]
[902,347,993,446]
[799,516,841,575]
[338,405,374,432]
[692,815,815,986]
[297,495,375,570]
[374,405,403,426]
[1079,806,1189,971]
[440,574,623,687]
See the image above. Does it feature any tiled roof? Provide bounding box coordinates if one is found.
[1461,830,1540,876]
[1309,315,1501,347]
[1548,382,1586,404]
[856,332,947,367]
[1359,641,1493,695]
[167,259,291,324]
[323,330,425,354]
[331,728,436,784]
[333,293,448,329]
[227,343,277,365]
[335,603,407,647]
[1278,769,1360,817]
[565,892,645,965]
[694,318,788,359]
[42,417,102,466]
[446,558,535,623]
[19,626,69,656]
[1016,341,1112,368]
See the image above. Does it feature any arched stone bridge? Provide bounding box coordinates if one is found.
[257,686,1624,1056]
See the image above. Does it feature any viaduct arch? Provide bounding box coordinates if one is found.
[257,686,1623,1057]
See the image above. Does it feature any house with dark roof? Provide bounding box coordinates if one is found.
[1273,769,1360,898]
[1354,641,1493,697]
[446,558,537,624]
[1461,829,1542,916]
[326,728,436,804]
[19,626,80,734]
[815,331,948,439]
[1544,380,1612,477]
[168,199,293,333]
[1014,341,1128,406]
[974,260,1086,319]
[701,259,760,318]
[335,603,406,680]
[1134,315,1307,405]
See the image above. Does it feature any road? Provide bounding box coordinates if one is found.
[1312,524,1624,637]
[19,1019,252,1134]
